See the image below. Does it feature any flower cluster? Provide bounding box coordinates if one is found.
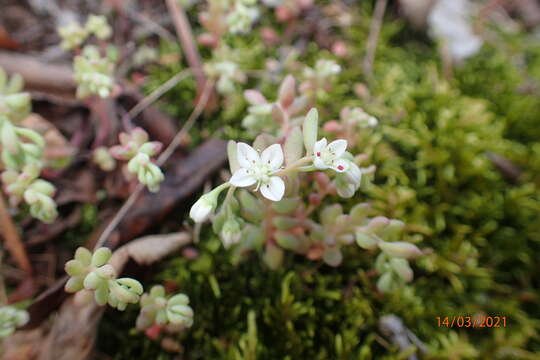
[2,164,58,223]
[136,285,194,330]
[0,67,58,223]
[0,306,29,338]
[73,45,115,99]
[242,75,308,135]
[226,0,260,34]
[65,247,144,310]
[108,127,165,192]
[93,146,116,171]
[264,0,314,23]
[204,46,247,94]
[300,59,341,101]
[188,74,423,290]
[199,0,260,47]
[58,14,112,50]
[58,15,115,99]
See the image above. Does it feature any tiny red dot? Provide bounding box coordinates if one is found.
[338,165,344,170]
[317,152,321,156]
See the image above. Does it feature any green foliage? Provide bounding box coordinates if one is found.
[99,4,540,359]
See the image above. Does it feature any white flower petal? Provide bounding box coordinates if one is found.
[260,143,284,171]
[313,157,328,170]
[230,168,257,187]
[260,176,285,201]
[330,158,349,173]
[327,139,347,158]
[313,138,327,157]
[237,142,259,168]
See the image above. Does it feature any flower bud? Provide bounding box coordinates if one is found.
[220,216,242,248]
[85,15,112,39]
[190,194,216,223]
[58,22,88,50]
[0,306,29,338]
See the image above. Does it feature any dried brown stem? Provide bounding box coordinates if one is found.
[0,192,32,275]
[125,69,192,121]
[362,0,388,81]
[166,0,207,94]
[0,51,75,97]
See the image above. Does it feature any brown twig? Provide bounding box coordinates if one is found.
[0,192,32,275]
[363,0,388,82]
[0,248,8,305]
[0,51,75,97]
[124,69,192,122]
[93,79,215,250]
[166,0,207,95]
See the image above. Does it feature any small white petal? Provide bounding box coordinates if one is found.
[331,158,349,173]
[230,168,257,187]
[237,142,259,168]
[327,139,347,158]
[313,138,327,156]
[313,157,328,170]
[261,143,284,171]
[260,176,285,201]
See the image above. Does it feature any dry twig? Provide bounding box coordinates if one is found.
[0,192,32,276]
[363,0,388,81]
[166,0,207,95]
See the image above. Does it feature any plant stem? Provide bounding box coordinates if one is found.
[274,157,313,177]
[0,192,32,275]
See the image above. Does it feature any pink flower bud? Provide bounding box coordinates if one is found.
[332,41,348,57]
[323,121,343,133]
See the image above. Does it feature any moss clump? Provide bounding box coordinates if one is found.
[99,5,540,359]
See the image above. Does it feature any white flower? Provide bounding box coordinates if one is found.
[313,138,349,172]
[230,143,285,201]
[190,194,217,223]
[348,108,378,128]
[427,0,482,61]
